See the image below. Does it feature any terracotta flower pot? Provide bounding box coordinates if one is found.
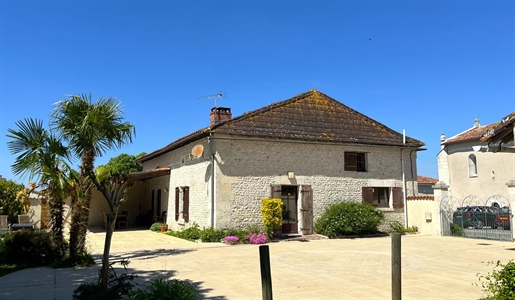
[160,225,168,232]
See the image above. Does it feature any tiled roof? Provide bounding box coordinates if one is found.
[211,89,424,147]
[129,168,170,181]
[443,124,493,145]
[480,112,515,144]
[139,89,424,162]
[417,175,438,185]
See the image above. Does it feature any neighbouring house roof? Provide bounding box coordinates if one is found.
[480,112,515,144]
[417,175,438,185]
[129,168,170,181]
[139,89,424,162]
[442,124,494,145]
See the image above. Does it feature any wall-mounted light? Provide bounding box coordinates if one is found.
[287,171,295,179]
[164,188,169,193]
[492,171,495,179]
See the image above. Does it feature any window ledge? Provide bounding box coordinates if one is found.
[469,175,478,178]
[378,207,395,212]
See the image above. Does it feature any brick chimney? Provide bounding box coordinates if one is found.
[210,107,232,126]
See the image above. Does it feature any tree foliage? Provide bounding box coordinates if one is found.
[99,152,146,175]
[0,179,24,223]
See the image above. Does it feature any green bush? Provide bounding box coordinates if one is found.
[73,259,135,300]
[199,227,226,242]
[150,223,166,232]
[3,230,61,266]
[451,223,463,236]
[131,278,201,300]
[0,238,6,264]
[314,201,384,238]
[166,223,201,241]
[477,260,515,299]
[389,220,418,234]
[168,226,253,243]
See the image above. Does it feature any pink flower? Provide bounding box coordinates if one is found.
[249,233,267,244]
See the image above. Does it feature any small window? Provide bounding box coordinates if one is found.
[345,152,367,172]
[468,154,477,177]
[175,186,190,223]
[362,187,403,208]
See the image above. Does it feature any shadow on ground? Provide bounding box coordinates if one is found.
[93,248,197,262]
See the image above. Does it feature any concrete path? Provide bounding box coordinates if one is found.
[1,229,514,299]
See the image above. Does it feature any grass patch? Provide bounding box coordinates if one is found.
[0,264,24,277]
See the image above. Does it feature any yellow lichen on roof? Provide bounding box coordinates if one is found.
[322,132,333,141]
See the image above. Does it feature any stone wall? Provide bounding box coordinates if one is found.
[215,136,417,231]
[141,135,419,233]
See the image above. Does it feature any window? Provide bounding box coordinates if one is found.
[468,154,477,177]
[174,186,190,223]
[362,187,403,208]
[344,152,367,171]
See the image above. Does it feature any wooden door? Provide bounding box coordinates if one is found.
[300,185,313,235]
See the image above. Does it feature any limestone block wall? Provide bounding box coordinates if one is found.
[142,138,212,231]
[141,135,419,232]
[214,136,417,231]
[380,210,405,232]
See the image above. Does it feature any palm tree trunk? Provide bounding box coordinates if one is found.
[70,147,95,261]
[49,193,66,257]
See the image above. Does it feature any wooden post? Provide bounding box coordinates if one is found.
[259,245,273,300]
[392,233,402,300]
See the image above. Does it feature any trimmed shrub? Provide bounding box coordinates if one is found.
[314,201,384,238]
[261,198,283,237]
[3,230,61,266]
[477,260,515,299]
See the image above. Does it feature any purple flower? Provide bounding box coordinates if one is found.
[249,233,267,244]
[224,236,239,244]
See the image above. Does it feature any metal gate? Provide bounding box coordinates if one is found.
[440,194,513,241]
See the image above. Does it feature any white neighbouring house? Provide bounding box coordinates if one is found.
[436,116,515,207]
[136,89,425,234]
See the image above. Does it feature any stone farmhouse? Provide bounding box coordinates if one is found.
[135,89,425,234]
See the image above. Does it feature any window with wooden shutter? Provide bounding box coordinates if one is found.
[392,187,403,208]
[345,152,358,171]
[183,186,190,223]
[356,153,366,172]
[271,185,281,198]
[362,187,374,205]
[175,187,180,221]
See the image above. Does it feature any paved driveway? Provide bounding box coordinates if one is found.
[1,229,514,299]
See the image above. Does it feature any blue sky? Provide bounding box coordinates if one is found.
[0,0,514,183]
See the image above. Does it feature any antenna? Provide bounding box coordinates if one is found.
[197,91,227,107]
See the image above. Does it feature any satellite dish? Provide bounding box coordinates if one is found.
[191,145,204,158]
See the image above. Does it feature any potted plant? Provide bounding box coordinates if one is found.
[160,224,168,232]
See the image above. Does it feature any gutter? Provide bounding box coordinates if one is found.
[208,134,216,228]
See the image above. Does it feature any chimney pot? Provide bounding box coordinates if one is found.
[210,107,232,126]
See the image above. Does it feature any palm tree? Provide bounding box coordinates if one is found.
[51,94,135,258]
[7,118,73,256]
